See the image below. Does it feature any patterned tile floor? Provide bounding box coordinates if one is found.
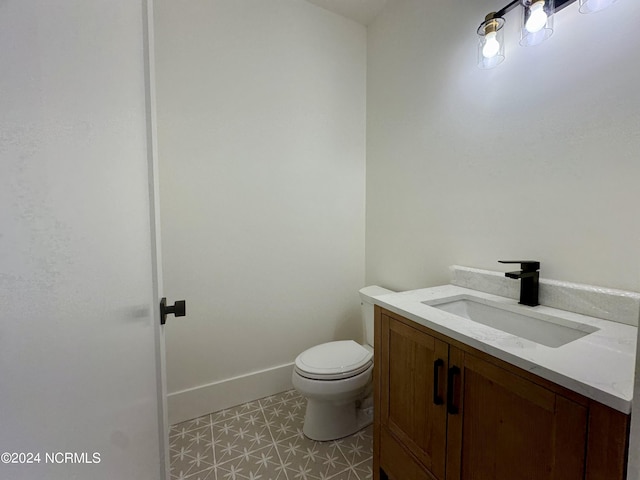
[169,389,373,480]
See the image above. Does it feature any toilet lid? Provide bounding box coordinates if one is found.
[294,340,373,380]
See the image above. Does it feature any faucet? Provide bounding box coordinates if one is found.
[498,260,540,307]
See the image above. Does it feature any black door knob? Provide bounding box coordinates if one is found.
[160,297,186,325]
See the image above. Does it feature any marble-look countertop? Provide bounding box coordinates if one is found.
[373,285,637,414]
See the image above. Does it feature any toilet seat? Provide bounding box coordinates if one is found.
[294,340,373,380]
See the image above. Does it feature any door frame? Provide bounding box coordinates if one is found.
[143,0,170,477]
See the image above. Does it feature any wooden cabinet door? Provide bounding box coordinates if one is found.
[446,349,588,480]
[379,314,449,480]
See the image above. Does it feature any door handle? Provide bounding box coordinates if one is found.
[447,366,461,415]
[433,359,444,405]
[160,297,186,325]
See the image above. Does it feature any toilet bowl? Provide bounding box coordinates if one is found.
[292,286,393,441]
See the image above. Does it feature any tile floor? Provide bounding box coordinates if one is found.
[169,389,373,480]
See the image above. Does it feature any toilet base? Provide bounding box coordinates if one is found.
[302,397,373,441]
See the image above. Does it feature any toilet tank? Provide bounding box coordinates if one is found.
[359,286,394,347]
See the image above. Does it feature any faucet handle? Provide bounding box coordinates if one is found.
[498,260,540,272]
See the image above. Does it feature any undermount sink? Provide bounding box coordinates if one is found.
[423,295,599,348]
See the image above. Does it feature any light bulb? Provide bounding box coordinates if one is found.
[482,31,500,58]
[525,1,548,33]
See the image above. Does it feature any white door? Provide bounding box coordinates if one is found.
[0,1,168,479]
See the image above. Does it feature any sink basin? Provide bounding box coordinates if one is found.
[423,295,599,348]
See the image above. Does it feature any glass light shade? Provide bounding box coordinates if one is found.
[520,0,554,46]
[477,16,505,69]
[579,0,617,13]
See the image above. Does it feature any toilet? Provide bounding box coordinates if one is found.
[292,285,394,441]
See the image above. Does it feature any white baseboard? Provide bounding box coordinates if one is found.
[167,363,295,425]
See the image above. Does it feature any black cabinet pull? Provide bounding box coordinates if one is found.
[447,366,461,415]
[433,359,444,405]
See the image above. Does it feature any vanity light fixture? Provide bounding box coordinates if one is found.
[579,0,617,13]
[477,13,506,69]
[477,0,619,68]
[520,0,554,46]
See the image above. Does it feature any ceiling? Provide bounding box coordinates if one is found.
[305,0,389,25]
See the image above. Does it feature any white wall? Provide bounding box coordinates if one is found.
[154,0,366,422]
[366,0,640,292]
[366,0,640,476]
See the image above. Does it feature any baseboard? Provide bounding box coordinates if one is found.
[167,363,295,425]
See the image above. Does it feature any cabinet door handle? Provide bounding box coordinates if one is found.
[447,366,461,415]
[433,359,444,405]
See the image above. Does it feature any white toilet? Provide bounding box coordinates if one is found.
[292,285,393,441]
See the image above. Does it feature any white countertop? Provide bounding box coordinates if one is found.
[373,285,637,414]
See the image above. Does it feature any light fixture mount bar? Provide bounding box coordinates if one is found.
[494,0,522,17]
[490,0,575,19]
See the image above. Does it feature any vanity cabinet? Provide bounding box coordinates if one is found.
[373,307,630,480]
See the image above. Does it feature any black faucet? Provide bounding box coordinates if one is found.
[498,260,540,307]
